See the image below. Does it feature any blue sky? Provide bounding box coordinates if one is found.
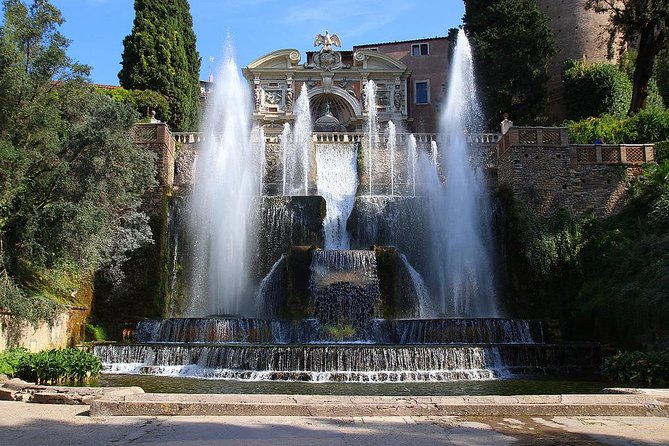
[49,0,465,85]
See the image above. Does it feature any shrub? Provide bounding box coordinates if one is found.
[567,108,669,144]
[98,87,171,124]
[602,351,669,386]
[0,348,30,377]
[563,60,632,120]
[0,348,102,384]
[85,324,108,342]
[655,141,669,162]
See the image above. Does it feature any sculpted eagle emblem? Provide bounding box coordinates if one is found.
[314,31,341,52]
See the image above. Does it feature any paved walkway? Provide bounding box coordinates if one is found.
[1,401,669,445]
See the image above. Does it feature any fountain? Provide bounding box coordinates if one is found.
[94,33,599,383]
[187,47,257,317]
[284,84,312,196]
[422,28,498,317]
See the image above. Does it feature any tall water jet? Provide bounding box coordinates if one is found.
[280,123,291,196]
[408,134,417,196]
[424,29,498,316]
[364,80,378,195]
[285,84,313,195]
[316,144,358,249]
[387,120,396,196]
[188,46,257,316]
[254,126,266,195]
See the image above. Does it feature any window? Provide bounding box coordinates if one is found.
[411,43,429,56]
[415,81,429,105]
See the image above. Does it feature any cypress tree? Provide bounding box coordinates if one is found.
[119,0,201,131]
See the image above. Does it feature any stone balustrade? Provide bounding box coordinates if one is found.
[133,123,175,189]
[572,144,655,165]
[173,132,205,144]
[497,127,569,157]
[171,131,500,146]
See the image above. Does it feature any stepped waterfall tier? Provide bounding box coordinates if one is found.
[95,35,600,383]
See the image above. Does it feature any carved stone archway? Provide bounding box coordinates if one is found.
[308,86,361,131]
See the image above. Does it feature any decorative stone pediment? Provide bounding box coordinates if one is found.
[247,49,301,70]
[353,50,408,71]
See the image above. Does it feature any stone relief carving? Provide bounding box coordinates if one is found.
[254,84,261,110]
[305,31,350,71]
[264,90,282,105]
[394,89,403,111]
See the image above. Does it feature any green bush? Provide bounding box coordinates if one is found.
[0,348,30,377]
[603,351,669,386]
[655,141,669,162]
[563,60,632,120]
[567,108,669,144]
[0,348,101,384]
[98,87,171,124]
[85,324,108,342]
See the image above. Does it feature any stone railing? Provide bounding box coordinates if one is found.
[497,127,569,157]
[171,131,501,146]
[133,123,176,189]
[572,144,655,165]
[313,132,363,143]
[173,132,205,144]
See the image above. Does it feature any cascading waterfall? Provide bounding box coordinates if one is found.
[399,254,432,318]
[188,46,257,317]
[255,254,287,319]
[387,121,396,196]
[364,80,378,195]
[285,84,313,196]
[132,317,542,345]
[422,29,498,317]
[316,144,358,250]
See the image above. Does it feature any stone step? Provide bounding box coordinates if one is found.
[90,392,669,417]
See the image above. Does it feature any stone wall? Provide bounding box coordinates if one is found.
[0,311,83,351]
[497,127,654,216]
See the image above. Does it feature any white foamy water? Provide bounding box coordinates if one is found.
[421,29,499,317]
[316,144,359,250]
[285,84,312,195]
[188,45,257,316]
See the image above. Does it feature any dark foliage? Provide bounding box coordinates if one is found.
[464,0,556,128]
[118,0,201,131]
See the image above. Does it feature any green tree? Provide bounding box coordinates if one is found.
[119,0,201,131]
[562,60,632,120]
[586,0,669,115]
[0,0,156,323]
[98,86,171,124]
[464,0,556,127]
[655,49,669,107]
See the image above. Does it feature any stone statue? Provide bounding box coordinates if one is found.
[394,90,403,111]
[305,31,349,71]
[286,89,294,111]
[501,113,513,134]
[314,31,341,53]
[254,84,261,110]
[149,110,161,124]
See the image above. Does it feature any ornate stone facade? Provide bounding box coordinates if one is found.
[242,34,411,134]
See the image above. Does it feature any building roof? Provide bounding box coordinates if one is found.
[354,36,449,48]
[94,84,121,90]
